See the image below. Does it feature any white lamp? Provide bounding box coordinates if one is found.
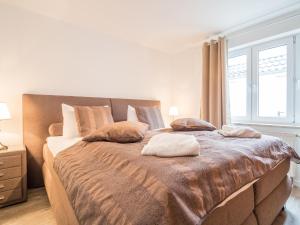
[169,106,179,121]
[0,103,11,150]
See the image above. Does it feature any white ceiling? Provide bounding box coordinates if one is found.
[2,0,300,53]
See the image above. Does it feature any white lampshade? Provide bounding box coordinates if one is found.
[0,103,11,120]
[169,106,179,116]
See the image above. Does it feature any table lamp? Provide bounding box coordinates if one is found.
[0,103,11,150]
[169,106,179,121]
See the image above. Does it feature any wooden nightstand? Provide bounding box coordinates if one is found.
[0,145,27,207]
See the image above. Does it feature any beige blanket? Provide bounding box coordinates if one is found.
[53,130,299,225]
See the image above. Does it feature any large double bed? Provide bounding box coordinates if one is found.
[23,94,299,225]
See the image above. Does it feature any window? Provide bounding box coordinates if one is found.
[228,53,248,118]
[257,45,287,118]
[228,35,299,124]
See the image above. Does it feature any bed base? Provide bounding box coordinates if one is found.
[42,163,79,225]
[42,151,292,225]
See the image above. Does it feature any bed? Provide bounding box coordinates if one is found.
[23,94,298,225]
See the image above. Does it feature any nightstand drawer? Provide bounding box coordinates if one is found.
[0,155,21,169]
[0,188,22,206]
[0,178,21,192]
[0,167,21,181]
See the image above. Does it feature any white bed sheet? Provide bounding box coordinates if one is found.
[47,136,82,157]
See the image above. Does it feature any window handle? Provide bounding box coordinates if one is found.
[277,111,285,117]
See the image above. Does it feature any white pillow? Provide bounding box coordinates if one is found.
[127,105,139,122]
[62,104,80,138]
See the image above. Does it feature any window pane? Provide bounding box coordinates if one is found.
[258,45,287,118]
[228,55,247,117]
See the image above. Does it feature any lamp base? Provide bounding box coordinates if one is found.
[0,142,8,150]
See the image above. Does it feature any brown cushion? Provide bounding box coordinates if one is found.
[242,213,258,225]
[83,121,149,143]
[134,106,165,130]
[48,123,63,136]
[74,106,114,136]
[170,118,216,131]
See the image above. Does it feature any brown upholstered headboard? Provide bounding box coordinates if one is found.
[23,94,160,188]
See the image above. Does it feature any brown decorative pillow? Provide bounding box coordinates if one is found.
[134,106,165,130]
[170,118,216,131]
[48,123,63,136]
[74,106,114,136]
[83,121,149,143]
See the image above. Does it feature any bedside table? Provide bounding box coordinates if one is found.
[0,145,27,207]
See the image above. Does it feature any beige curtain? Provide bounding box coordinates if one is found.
[200,37,227,129]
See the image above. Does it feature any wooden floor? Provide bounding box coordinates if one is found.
[273,186,300,225]
[0,187,300,225]
[0,188,55,225]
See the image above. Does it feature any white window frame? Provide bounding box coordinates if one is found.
[228,35,297,125]
[228,48,252,122]
[251,37,294,124]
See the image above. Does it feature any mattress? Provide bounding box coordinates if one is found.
[46,136,82,157]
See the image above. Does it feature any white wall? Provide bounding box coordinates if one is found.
[4,2,298,148]
[0,3,173,145]
[170,46,202,119]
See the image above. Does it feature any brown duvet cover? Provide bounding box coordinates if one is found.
[53,130,299,225]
